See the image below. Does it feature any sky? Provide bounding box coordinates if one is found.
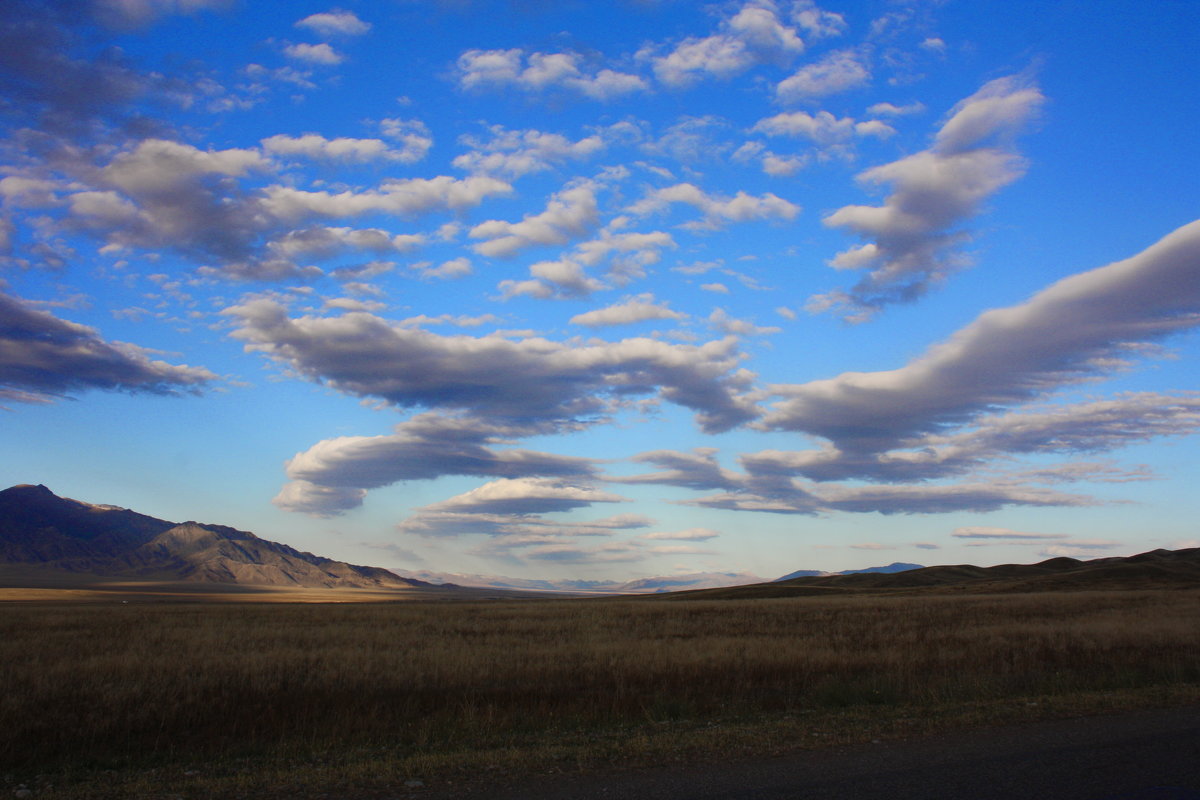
[1,0,1198,583]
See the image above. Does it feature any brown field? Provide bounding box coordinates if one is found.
[2,588,1199,798]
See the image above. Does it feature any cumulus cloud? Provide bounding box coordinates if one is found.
[260,175,512,224]
[262,133,427,163]
[812,74,1044,320]
[0,291,214,403]
[753,110,893,145]
[469,181,599,258]
[225,299,759,433]
[268,227,424,260]
[284,42,343,65]
[654,7,803,86]
[453,126,604,179]
[570,294,686,328]
[457,49,646,100]
[295,9,370,37]
[776,49,869,103]
[627,182,800,231]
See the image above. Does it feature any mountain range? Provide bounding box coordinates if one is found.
[0,484,426,589]
[393,569,768,594]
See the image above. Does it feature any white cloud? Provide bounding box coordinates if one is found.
[260,175,512,224]
[627,182,800,230]
[261,133,423,163]
[470,181,599,258]
[457,49,646,100]
[295,10,370,36]
[283,42,343,65]
[649,1,805,88]
[454,126,604,179]
[570,294,686,327]
[776,49,869,103]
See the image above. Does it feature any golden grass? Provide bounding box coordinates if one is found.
[2,589,1199,797]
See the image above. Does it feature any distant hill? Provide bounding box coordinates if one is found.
[774,562,924,581]
[0,484,427,589]
[671,548,1200,600]
[394,569,765,594]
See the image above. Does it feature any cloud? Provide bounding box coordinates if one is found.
[776,49,869,103]
[640,527,720,541]
[0,291,214,403]
[867,101,925,117]
[274,412,599,515]
[226,299,759,433]
[417,477,627,517]
[615,448,741,491]
[648,1,806,88]
[766,221,1200,450]
[753,110,892,145]
[268,227,424,260]
[284,42,343,65]
[744,393,1200,484]
[262,133,426,163]
[469,181,600,258]
[688,480,1094,516]
[627,182,800,230]
[453,126,604,179]
[295,9,370,36]
[456,49,646,100]
[1039,540,1122,558]
[952,526,1066,540]
[259,175,512,224]
[91,0,231,29]
[812,74,1044,320]
[570,294,686,328]
[379,118,434,163]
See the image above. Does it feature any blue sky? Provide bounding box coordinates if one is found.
[2,0,1198,582]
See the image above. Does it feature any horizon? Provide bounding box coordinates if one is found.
[2,0,1198,582]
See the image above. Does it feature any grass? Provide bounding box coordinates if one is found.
[2,588,1199,798]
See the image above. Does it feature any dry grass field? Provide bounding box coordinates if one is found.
[2,589,1199,798]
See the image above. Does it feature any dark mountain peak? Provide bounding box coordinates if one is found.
[0,484,425,590]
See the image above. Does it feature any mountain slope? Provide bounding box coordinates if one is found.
[0,484,425,589]
[667,548,1200,599]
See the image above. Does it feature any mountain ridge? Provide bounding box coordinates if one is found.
[0,484,427,590]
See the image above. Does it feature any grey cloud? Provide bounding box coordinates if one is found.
[0,290,214,402]
[416,477,627,516]
[767,220,1200,449]
[274,413,598,515]
[743,393,1200,484]
[226,299,759,433]
[688,480,1094,516]
[812,75,1043,320]
[616,448,742,491]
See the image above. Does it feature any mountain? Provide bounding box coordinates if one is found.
[0,484,427,589]
[774,562,924,581]
[678,548,1200,599]
[840,562,925,575]
[393,569,765,594]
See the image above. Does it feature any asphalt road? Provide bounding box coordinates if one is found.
[434,706,1200,800]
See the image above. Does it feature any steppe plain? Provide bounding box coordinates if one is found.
[2,557,1199,800]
